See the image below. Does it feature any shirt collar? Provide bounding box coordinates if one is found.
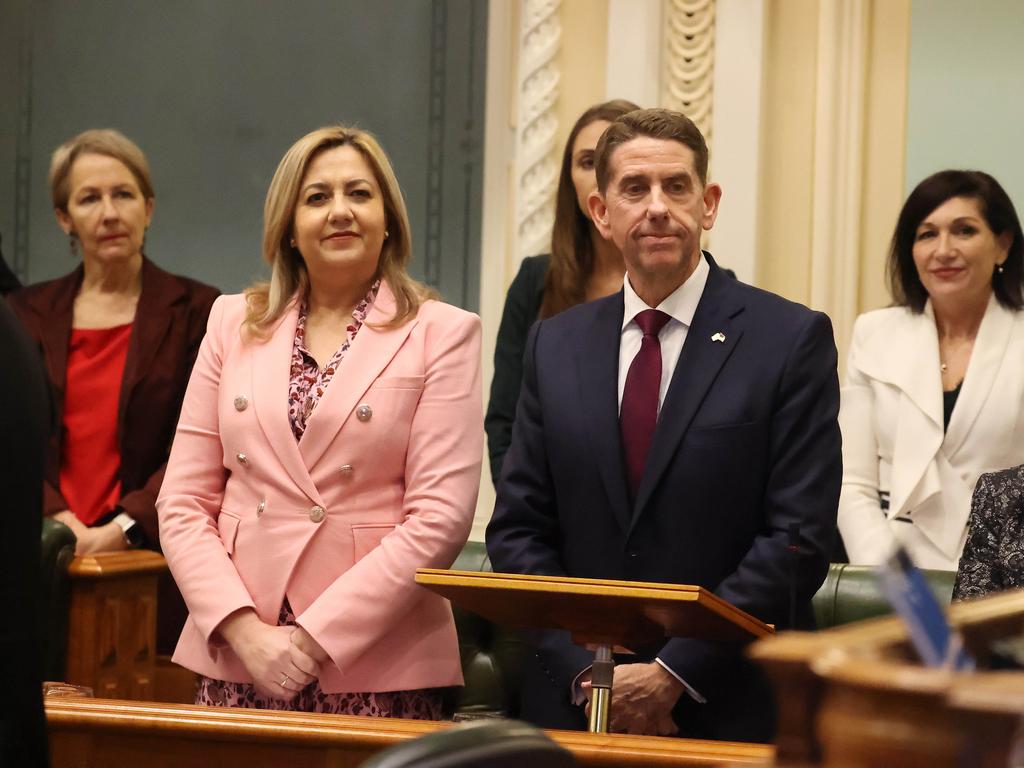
[621,252,709,331]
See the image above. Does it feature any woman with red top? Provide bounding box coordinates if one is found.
[9,129,218,652]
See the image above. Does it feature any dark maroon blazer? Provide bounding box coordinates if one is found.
[8,257,220,546]
[9,258,219,653]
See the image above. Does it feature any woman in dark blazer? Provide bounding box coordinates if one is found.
[954,465,1024,599]
[8,129,218,653]
[485,100,638,484]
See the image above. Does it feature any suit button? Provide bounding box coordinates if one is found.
[356,404,373,422]
[256,500,266,518]
[233,395,249,412]
[309,505,326,523]
[339,464,354,476]
[236,452,250,467]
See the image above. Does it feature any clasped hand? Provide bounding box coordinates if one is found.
[54,510,125,555]
[582,662,684,736]
[220,611,331,701]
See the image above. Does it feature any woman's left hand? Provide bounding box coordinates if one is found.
[54,511,127,555]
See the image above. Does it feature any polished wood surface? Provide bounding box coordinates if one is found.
[65,551,167,700]
[416,569,773,647]
[45,697,775,767]
[154,654,198,704]
[750,588,1024,767]
[68,550,168,578]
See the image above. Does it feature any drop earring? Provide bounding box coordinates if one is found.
[68,234,78,258]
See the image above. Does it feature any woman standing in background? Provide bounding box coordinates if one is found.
[838,170,1024,570]
[8,129,219,653]
[485,99,639,484]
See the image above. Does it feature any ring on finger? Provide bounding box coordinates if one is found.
[280,674,290,688]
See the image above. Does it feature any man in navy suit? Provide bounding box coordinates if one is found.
[486,108,841,742]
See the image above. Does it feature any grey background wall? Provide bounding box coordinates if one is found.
[905,0,1024,208]
[0,0,486,310]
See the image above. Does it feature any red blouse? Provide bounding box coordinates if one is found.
[59,323,133,526]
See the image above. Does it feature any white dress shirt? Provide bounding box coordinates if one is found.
[618,254,710,412]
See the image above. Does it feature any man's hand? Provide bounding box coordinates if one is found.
[217,609,318,700]
[584,662,684,736]
[54,511,126,555]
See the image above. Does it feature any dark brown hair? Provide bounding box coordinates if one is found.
[594,108,709,193]
[539,99,640,319]
[888,170,1023,312]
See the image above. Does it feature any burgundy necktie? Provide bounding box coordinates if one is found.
[620,309,671,501]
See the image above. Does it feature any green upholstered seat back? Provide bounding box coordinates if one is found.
[811,563,956,629]
[39,518,77,680]
[448,541,529,718]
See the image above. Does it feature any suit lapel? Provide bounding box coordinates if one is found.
[853,305,944,518]
[36,268,80,402]
[250,301,324,505]
[630,266,744,530]
[118,259,177,429]
[943,295,1013,458]
[577,292,632,532]
[297,282,417,471]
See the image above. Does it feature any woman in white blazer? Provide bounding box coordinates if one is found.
[839,170,1024,570]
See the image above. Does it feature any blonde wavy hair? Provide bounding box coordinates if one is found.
[244,125,434,338]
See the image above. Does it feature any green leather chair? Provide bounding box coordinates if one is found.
[358,719,575,768]
[447,543,529,718]
[446,541,957,719]
[39,517,77,681]
[812,563,956,629]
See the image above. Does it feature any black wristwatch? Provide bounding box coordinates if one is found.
[113,512,145,548]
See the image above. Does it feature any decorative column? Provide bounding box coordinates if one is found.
[515,0,561,262]
[809,0,870,359]
[661,0,717,141]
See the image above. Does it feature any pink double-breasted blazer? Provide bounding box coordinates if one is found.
[156,282,482,693]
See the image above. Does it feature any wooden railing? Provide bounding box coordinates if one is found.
[45,696,775,768]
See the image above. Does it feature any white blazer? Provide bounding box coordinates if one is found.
[838,295,1024,570]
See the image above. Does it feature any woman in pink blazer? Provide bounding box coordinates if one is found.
[157,125,483,718]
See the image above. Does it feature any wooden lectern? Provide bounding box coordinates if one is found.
[416,569,774,733]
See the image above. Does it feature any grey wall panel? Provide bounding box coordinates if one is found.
[4,0,485,310]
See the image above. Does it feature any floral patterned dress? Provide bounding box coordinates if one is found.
[953,464,1024,601]
[196,283,444,719]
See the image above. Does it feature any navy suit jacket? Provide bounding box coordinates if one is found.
[486,254,842,741]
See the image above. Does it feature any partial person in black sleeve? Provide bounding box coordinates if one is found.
[0,297,50,768]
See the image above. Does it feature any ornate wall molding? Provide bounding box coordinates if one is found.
[515,0,561,261]
[661,0,716,142]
